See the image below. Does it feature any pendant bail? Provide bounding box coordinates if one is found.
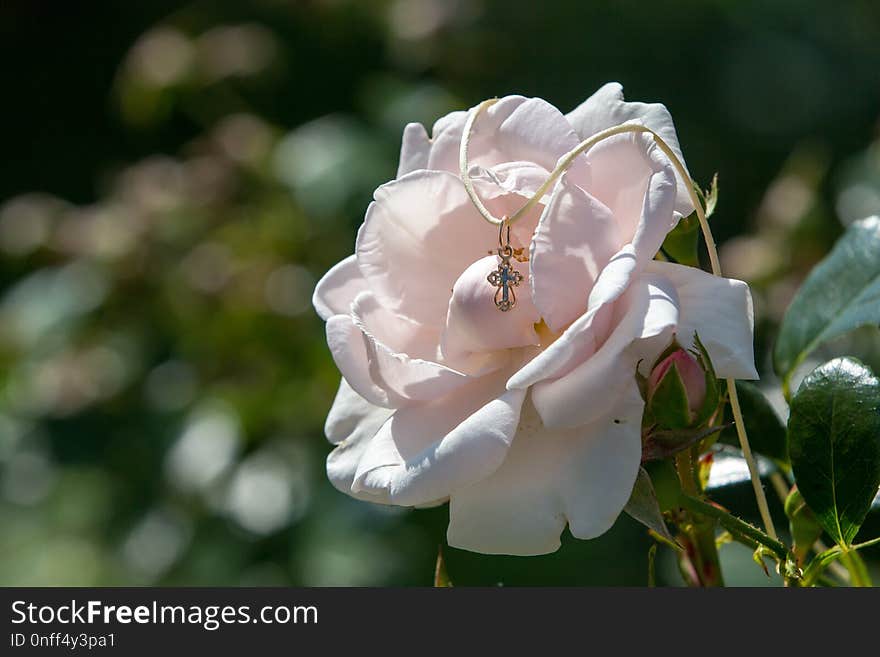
[487,216,523,311]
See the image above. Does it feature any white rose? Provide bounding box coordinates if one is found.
[313,83,757,555]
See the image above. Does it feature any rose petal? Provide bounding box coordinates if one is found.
[566,82,693,217]
[428,96,587,178]
[396,110,469,177]
[325,379,395,502]
[468,161,550,199]
[446,384,643,555]
[328,436,391,503]
[397,122,431,177]
[351,291,474,403]
[312,255,369,321]
[586,245,640,310]
[647,260,758,379]
[442,256,540,358]
[325,378,394,445]
[584,131,678,265]
[326,314,394,408]
[351,367,528,506]
[350,290,441,360]
[424,109,469,173]
[531,272,679,429]
[507,246,638,390]
[356,170,498,326]
[529,171,622,332]
[512,133,678,371]
[466,161,549,247]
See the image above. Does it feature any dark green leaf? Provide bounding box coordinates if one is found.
[788,357,880,546]
[720,381,788,469]
[660,212,700,267]
[774,216,880,387]
[642,459,682,512]
[624,467,677,546]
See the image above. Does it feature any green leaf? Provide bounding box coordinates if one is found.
[774,216,880,388]
[703,173,719,219]
[660,212,700,267]
[643,459,682,512]
[839,549,873,587]
[802,535,880,586]
[624,467,677,546]
[752,546,771,577]
[720,381,789,469]
[788,357,880,546]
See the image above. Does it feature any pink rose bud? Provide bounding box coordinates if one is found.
[648,349,707,415]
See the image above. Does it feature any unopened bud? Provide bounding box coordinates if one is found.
[640,334,722,460]
[647,348,707,428]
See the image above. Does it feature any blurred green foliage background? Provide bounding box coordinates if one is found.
[1,0,879,586]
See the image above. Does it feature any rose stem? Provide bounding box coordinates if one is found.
[675,450,725,587]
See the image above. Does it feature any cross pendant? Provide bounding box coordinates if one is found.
[487,254,524,312]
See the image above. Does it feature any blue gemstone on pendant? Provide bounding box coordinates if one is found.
[488,260,522,312]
